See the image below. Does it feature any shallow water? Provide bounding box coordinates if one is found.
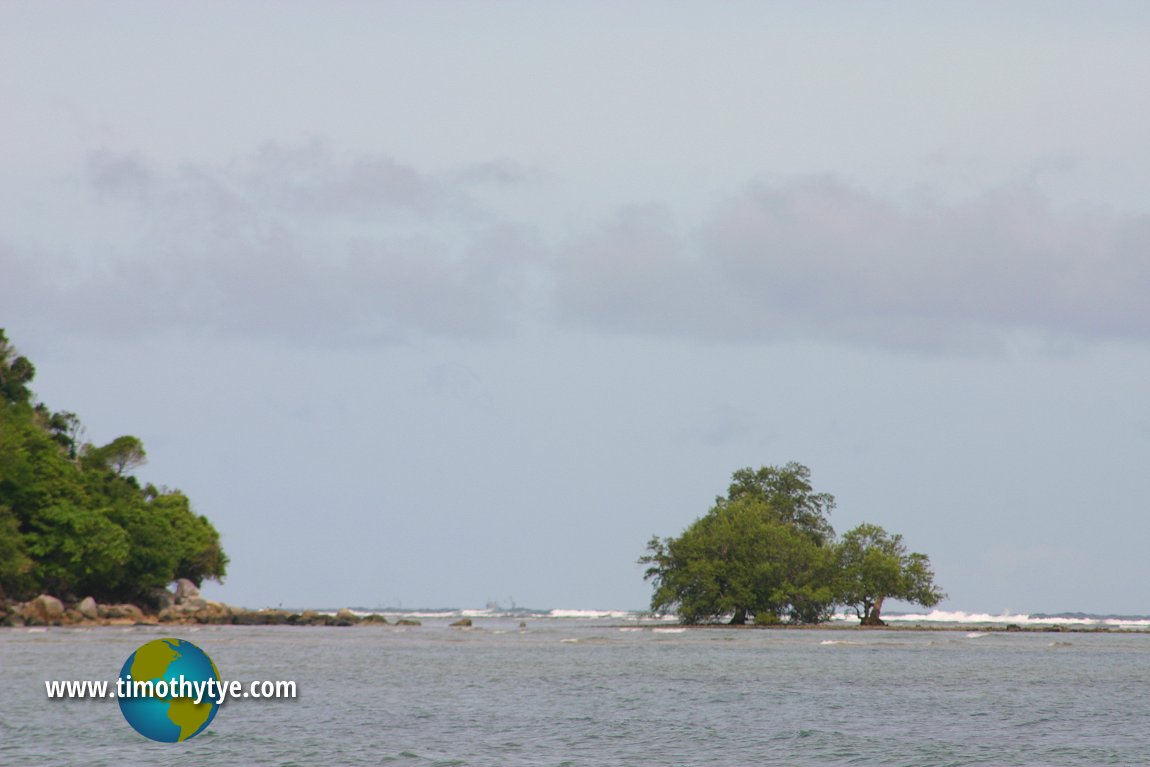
[3,619,1149,765]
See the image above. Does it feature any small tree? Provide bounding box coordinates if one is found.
[0,329,36,404]
[641,463,837,625]
[836,523,944,626]
[84,435,147,477]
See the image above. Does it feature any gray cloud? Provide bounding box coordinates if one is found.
[3,144,538,343]
[553,177,1150,349]
[6,153,1150,351]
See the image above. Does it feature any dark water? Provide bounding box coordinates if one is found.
[3,619,1149,766]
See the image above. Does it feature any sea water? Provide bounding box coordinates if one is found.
[3,617,1149,766]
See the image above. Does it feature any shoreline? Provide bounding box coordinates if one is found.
[4,601,1147,634]
[6,587,1146,633]
[622,622,1147,634]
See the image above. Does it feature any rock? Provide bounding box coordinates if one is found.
[100,603,145,621]
[23,594,65,624]
[77,596,99,621]
[394,619,422,626]
[147,587,175,611]
[180,597,209,611]
[174,579,200,604]
[287,610,328,626]
[193,601,232,624]
[336,608,362,624]
[230,609,288,626]
[362,614,389,624]
[158,606,186,623]
[294,613,338,626]
[450,617,473,627]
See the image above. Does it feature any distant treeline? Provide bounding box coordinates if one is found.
[0,330,227,604]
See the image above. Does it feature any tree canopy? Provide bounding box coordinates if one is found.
[836,522,945,625]
[642,463,839,625]
[641,463,943,625]
[0,329,227,603]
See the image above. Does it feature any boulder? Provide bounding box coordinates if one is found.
[450,617,473,627]
[188,600,231,624]
[287,610,328,626]
[361,614,389,625]
[100,603,146,621]
[336,608,362,624]
[394,618,422,626]
[158,606,188,623]
[174,579,200,604]
[148,587,175,611]
[180,596,209,611]
[77,596,99,621]
[23,594,65,624]
[156,598,230,624]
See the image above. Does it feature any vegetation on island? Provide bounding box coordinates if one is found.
[641,462,944,625]
[0,330,227,605]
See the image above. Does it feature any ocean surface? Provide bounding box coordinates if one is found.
[4,611,1150,766]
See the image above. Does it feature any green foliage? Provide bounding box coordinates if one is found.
[642,463,838,624]
[24,502,132,596]
[836,523,945,625]
[0,506,32,598]
[0,330,36,404]
[83,435,147,477]
[643,464,945,625]
[724,462,836,545]
[149,491,229,586]
[0,329,228,603]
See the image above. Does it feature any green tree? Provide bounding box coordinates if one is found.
[151,491,229,586]
[835,523,945,625]
[0,329,228,603]
[641,463,838,624]
[39,408,85,460]
[724,462,836,545]
[0,506,33,599]
[0,329,36,404]
[83,435,147,477]
[23,502,131,598]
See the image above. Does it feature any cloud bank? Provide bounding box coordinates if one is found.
[555,178,1150,349]
[4,146,1149,351]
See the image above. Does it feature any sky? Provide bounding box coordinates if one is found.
[3,2,1150,614]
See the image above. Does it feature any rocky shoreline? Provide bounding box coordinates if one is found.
[0,580,421,629]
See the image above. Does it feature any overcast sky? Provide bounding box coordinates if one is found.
[3,2,1150,614]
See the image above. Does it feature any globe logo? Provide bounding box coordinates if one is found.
[117,638,221,742]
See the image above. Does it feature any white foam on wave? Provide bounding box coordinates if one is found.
[879,610,1150,629]
[965,632,989,639]
[548,609,635,620]
[652,627,687,634]
[881,610,1035,625]
[461,609,498,618]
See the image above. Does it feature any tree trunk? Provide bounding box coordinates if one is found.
[729,607,747,625]
[862,596,886,626]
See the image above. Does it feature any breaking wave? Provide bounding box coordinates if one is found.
[311,606,1150,630]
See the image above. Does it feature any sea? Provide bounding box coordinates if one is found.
[4,608,1150,766]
